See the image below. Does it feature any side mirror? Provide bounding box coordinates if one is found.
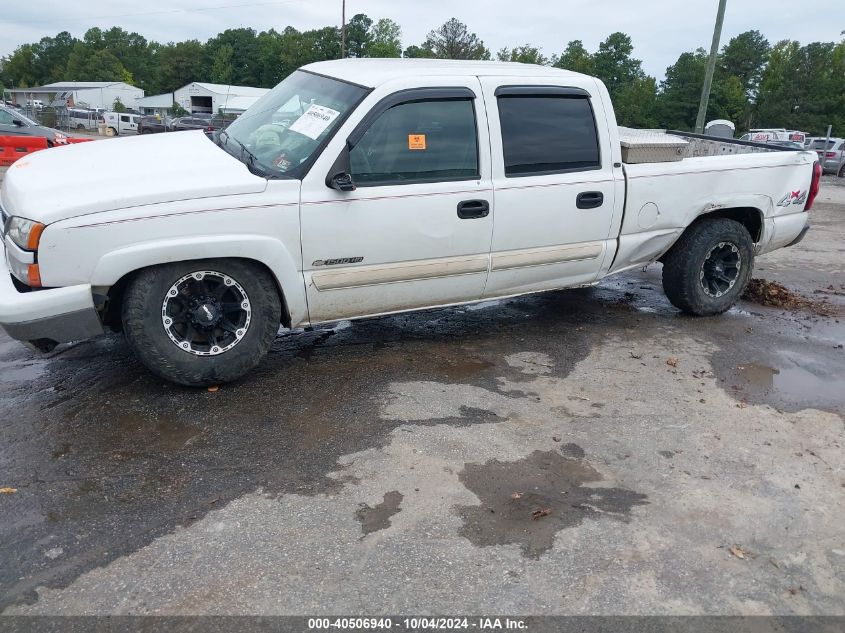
[329,172,355,191]
[325,145,356,192]
[13,119,24,126]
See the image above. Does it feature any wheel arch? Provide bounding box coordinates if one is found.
[691,206,764,243]
[660,206,764,264]
[94,236,306,330]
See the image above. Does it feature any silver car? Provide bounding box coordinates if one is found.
[810,137,844,177]
[0,104,68,146]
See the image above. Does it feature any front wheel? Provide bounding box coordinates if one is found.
[661,218,754,316]
[122,259,282,386]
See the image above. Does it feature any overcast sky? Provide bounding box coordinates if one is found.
[2,0,843,79]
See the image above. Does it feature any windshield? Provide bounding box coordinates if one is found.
[811,139,839,150]
[1,106,36,126]
[220,70,367,178]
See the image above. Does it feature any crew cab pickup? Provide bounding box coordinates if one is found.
[0,59,821,385]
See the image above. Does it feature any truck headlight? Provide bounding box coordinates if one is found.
[6,216,45,251]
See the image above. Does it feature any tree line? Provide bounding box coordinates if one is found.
[1,16,843,134]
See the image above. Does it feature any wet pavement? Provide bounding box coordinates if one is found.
[0,178,843,615]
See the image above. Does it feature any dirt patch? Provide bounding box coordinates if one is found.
[356,491,403,536]
[455,449,648,559]
[742,278,837,316]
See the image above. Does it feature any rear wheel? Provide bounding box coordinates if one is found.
[122,259,281,386]
[661,218,754,316]
[105,126,117,137]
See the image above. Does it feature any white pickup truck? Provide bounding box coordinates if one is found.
[0,60,821,385]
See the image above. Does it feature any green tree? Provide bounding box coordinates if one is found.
[615,76,659,127]
[553,40,594,74]
[718,30,770,98]
[367,19,402,58]
[656,48,707,130]
[210,44,235,84]
[1,44,39,86]
[756,39,845,134]
[497,44,548,65]
[711,74,748,127]
[112,97,126,112]
[403,44,435,59]
[157,40,205,92]
[419,18,489,60]
[345,13,372,58]
[592,32,646,98]
[31,32,77,84]
[205,28,260,86]
[66,46,133,83]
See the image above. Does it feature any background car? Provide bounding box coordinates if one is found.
[809,137,844,176]
[169,115,234,134]
[766,140,804,149]
[138,115,168,134]
[0,103,67,145]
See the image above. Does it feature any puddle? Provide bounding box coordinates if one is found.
[464,300,502,312]
[455,449,648,559]
[437,358,494,380]
[730,361,845,414]
[356,490,403,535]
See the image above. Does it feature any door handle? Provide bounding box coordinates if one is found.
[457,199,490,219]
[576,191,604,209]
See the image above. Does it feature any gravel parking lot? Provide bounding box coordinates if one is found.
[0,175,843,615]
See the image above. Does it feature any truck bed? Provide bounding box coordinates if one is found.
[618,127,793,163]
[607,137,815,275]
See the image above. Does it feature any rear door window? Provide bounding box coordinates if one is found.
[497,93,601,176]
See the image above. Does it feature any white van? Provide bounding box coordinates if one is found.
[102,111,141,136]
[740,128,806,144]
[68,108,99,131]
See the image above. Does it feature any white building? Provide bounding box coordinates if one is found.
[173,82,269,115]
[136,93,175,117]
[4,81,144,111]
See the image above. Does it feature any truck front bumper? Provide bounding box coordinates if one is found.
[1,238,103,347]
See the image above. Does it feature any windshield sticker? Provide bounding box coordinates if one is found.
[288,104,341,140]
[408,134,426,150]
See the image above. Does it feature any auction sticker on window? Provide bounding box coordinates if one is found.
[408,134,426,150]
[288,104,341,140]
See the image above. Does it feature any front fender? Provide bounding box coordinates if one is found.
[89,235,308,327]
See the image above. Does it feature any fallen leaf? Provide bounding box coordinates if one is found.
[666,357,678,367]
[0,487,17,494]
[729,545,747,560]
[629,351,643,359]
[531,508,551,520]
[510,492,523,500]
[207,386,219,393]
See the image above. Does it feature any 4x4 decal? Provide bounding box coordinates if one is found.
[776,190,807,207]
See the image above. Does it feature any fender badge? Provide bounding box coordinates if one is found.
[313,257,364,267]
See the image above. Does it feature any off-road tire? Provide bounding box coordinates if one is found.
[122,259,281,386]
[661,218,754,316]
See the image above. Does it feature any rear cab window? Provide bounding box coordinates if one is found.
[495,86,601,177]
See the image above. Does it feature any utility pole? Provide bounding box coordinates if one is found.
[340,0,346,58]
[695,0,728,133]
